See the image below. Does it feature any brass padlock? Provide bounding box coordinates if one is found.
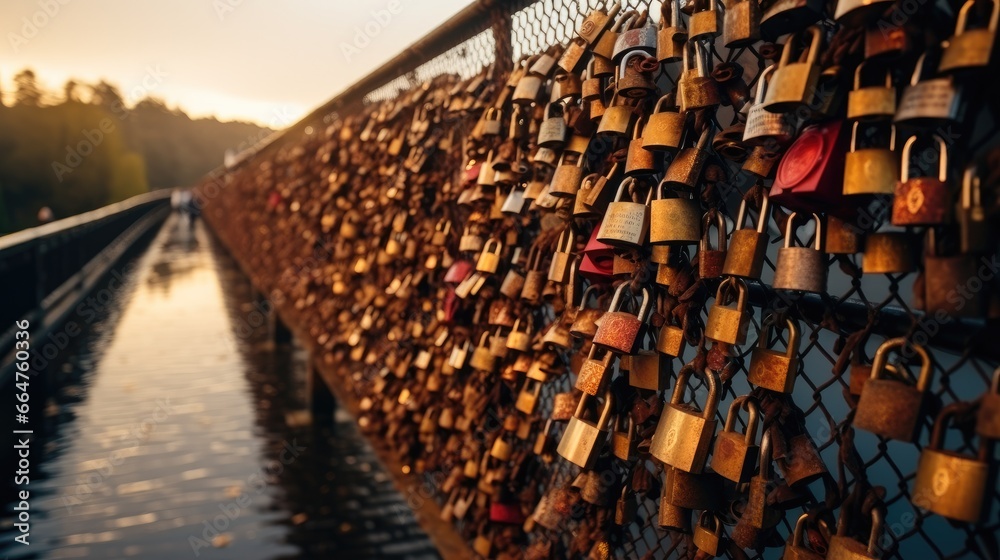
[480,106,503,137]
[722,192,770,278]
[657,321,686,357]
[537,101,567,149]
[475,237,503,274]
[854,337,933,442]
[711,396,761,483]
[614,486,637,525]
[643,93,687,151]
[550,152,586,199]
[558,37,589,73]
[521,246,547,304]
[748,315,801,393]
[724,0,762,47]
[705,277,751,346]
[650,366,720,473]
[469,332,496,372]
[847,62,896,120]
[577,1,623,45]
[743,65,795,147]
[516,378,543,414]
[593,283,652,353]
[650,181,702,244]
[575,343,616,396]
[597,92,633,137]
[592,9,634,59]
[662,124,713,189]
[827,508,883,560]
[624,116,661,175]
[630,332,672,390]
[661,463,723,510]
[924,228,985,317]
[863,231,915,274]
[507,317,534,352]
[658,0,689,63]
[939,0,999,73]
[783,514,826,560]
[895,53,964,127]
[612,415,637,460]
[913,406,991,523]
[957,165,992,254]
[698,211,728,279]
[762,26,823,114]
[596,178,652,249]
[512,69,544,106]
[548,230,575,283]
[556,391,614,469]
[693,511,726,556]
[743,145,781,177]
[738,431,782,534]
[843,122,898,196]
[678,40,722,111]
[759,0,823,40]
[892,134,950,226]
[774,212,827,293]
[570,285,605,340]
[776,431,827,487]
[976,368,1000,439]
[690,0,723,40]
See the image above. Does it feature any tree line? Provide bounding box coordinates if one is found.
[0,69,271,234]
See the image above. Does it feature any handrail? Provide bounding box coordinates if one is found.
[0,189,173,256]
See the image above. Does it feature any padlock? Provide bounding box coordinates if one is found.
[892,134,950,226]
[556,391,615,469]
[630,334,672,390]
[777,431,827,487]
[854,337,933,442]
[612,415,637,460]
[939,0,999,73]
[783,514,826,560]
[724,0,762,47]
[596,178,652,249]
[657,321,686,357]
[924,228,985,317]
[643,93,687,151]
[759,0,823,39]
[847,62,896,120]
[693,512,726,557]
[825,215,862,254]
[743,145,781,178]
[577,1,623,45]
[597,92,633,137]
[529,44,561,77]
[617,50,658,97]
[650,181,701,244]
[690,0,723,40]
[723,193,770,278]
[593,283,652,353]
[678,40,722,111]
[711,396,761,483]
[863,231,916,274]
[592,8,635,59]
[914,406,992,523]
[705,277,751,346]
[575,343,616,396]
[650,366,720,472]
[827,507,883,560]
[737,431,782,537]
[976,368,1000,439]
[475,237,503,274]
[698,211,728,279]
[507,317,534,352]
[490,326,509,358]
[774,211,827,293]
[538,101,567,149]
[624,116,661,175]
[662,124,713,189]
[512,70,543,106]
[548,230,575,283]
[658,0,688,63]
[516,378,543,415]
[743,65,795,147]
[470,332,496,372]
[661,460,724,510]
[895,53,964,127]
[521,246,547,304]
[583,162,622,213]
[550,152,586,198]
[843,122,899,196]
[614,485,637,525]
[763,26,823,114]
[748,315,801,392]
[612,9,657,61]
[570,286,605,340]
[658,479,693,532]
[558,36,589,73]
[490,431,513,461]
[957,165,992,254]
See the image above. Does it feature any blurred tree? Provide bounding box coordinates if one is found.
[13,70,42,106]
[63,80,81,103]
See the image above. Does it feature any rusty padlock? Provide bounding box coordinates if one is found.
[854,337,934,442]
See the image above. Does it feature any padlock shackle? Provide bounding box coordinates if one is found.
[735,191,770,233]
[754,64,777,104]
[783,211,823,251]
[758,430,772,478]
[669,366,719,418]
[901,133,948,182]
[715,276,748,310]
[578,284,601,311]
[955,0,1000,35]
[757,314,800,357]
[700,210,728,251]
[698,511,722,533]
[853,60,893,91]
[791,513,812,549]
[722,395,760,445]
[870,337,933,392]
[618,50,647,81]
[483,237,503,254]
[961,164,983,208]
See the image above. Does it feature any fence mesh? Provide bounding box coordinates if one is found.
[201,0,1000,559]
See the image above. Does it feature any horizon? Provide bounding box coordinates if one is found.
[0,0,471,128]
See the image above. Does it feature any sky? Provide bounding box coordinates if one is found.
[0,0,471,128]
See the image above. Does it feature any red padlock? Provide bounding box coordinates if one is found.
[579,222,615,282]
[593,283,652,354]
[769,120,851,218]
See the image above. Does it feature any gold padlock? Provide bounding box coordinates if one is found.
[913,406,991,523]
[847,62,896,120]
[556,391,615,469]
[843,122,898,196]
[650,365,720,472]
[748,315,801,393]
[939,0,999,73]
[705,277,751,346]
[710,396,761,483]
[762,26,823,114]
[722,192,771,278]
[827,507,883,560]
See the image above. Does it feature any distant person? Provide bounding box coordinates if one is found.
[37,206,54,224]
